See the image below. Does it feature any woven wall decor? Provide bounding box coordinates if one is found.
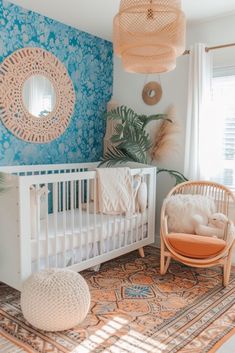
[142,82,162,105]
[0,47,75,143]
[113,0,186,73]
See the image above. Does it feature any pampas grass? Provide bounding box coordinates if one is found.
[151,106,180,162]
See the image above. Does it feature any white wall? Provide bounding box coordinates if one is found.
[113,55,189,245]
[113,13,235,247]
[188,15,235,68]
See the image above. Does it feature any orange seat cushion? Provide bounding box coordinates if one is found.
[166,233,226,259]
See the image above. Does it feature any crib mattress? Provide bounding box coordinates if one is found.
[31,209,148,262]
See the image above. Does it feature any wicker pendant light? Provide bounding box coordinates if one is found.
[113,0,186,73]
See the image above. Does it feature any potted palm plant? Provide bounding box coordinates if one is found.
[100,105,187,185]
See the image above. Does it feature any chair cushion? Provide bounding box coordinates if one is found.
[166,233,226,259]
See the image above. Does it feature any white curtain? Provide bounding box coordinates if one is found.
[184,43,213,180]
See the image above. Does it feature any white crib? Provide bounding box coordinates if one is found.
[0,162,156,290]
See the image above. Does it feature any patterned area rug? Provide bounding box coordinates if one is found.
[0,247,235,353]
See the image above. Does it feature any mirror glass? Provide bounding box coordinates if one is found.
[148,89,156,98]
[23,75,56,118]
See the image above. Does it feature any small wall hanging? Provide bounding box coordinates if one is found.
[142,81,162,105]
[0,47,75,143]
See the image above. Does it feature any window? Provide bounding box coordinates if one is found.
[210,72,235,191]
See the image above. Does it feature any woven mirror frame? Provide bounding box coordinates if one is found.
[0,47,75,143]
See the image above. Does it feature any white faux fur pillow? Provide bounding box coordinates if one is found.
[164,194,216,234]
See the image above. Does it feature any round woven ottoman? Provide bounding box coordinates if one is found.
[21,269,90,332]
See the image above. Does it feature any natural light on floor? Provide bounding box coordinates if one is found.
[71,316,166,353]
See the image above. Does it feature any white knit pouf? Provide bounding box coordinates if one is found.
[21,269,90,332]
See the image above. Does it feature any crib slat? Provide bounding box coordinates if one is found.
[66,179,69,213]
[86,181,90,261]
[81,173,85,204]
[71,181,75,266]
[35,185,40,272]
[107,214,111,252]
[135,212,139,243]
[131,175,135,245]
[100,212,105,255]
[62,181,66,267]
[75,179,78,209]
[58,181,61,212]
[141,177,145,241]
[130,214,134,245]
[118,215,122,250]
[93,179,98,238]
[45,183,49,268]
[78,180,82,262]
[141,210,144,241]
[113,215,117,250]
[93,178,98,255]
[124,214,128,247]
[53,182,58,268]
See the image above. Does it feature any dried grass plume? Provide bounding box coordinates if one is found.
[151,106,180,162]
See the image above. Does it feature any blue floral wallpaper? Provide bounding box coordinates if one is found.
[0,0,113,165]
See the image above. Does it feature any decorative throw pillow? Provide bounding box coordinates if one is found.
[164,194,216,234]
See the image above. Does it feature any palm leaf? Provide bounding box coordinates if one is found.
[114,123,124,136]
[117,141,147,164]
[115,123,152,164]
[157,168,188,185]
[122,121,151,145]
[107,106,135,122]
[99,147,135,167]
[110,123,125,143]
[107,106,143,129]
[111,135,124,143]
[119,131,151,153]
[139,114,168,128]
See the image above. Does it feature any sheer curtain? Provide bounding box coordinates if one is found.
[184,43,213,180]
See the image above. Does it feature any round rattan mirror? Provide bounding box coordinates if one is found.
[0,48,75,143]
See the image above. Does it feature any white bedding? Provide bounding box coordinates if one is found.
[31,209,148,267]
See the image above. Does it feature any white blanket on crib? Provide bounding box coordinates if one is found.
[96,167,134,215]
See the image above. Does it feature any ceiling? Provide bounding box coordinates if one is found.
[8,0,235,41]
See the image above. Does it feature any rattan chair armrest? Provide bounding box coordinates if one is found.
[225,221,235,247]
[163,215,169,235]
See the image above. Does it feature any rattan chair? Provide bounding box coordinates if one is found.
[160,181,235,287]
